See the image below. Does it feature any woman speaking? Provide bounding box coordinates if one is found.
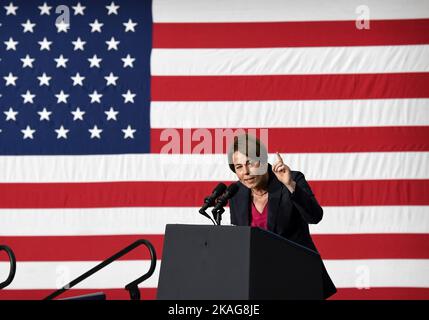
[227,133,337,299]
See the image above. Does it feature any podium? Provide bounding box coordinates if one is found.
[157,224,325,300]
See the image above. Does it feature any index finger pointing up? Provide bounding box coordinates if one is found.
[276,152,284,163]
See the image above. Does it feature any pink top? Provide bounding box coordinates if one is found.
[250,201,268,230]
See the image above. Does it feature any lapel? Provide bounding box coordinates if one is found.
[267,165,283,231]
[234,182,250,226]
[233,165,283,230]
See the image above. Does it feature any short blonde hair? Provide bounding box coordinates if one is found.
[227,134,268,172]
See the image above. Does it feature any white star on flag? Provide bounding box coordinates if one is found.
[106,37,120,51]
[104,72,118,86]
[89,125,103,139]
[55,90,69,104]
[105,107,119,121]
[21,54,35,68]
[21,126,36,139]
[122,54,135,68]
[72,37,86,51]
[21,19,36,33]
[4,37,18,51]
[38,2,52,15]
[72,2,86,15]
[4,107,18,121]
[106,2,120,15]
[89,19,104,33]
[37,73,51,86]
[89,90,103,104]
[54,54,68,68]
[37,108,52,121]
[22,90,36,104]
[88,54,102,68]
[38,37,52,51]
[4,2,18,16]
[56,20,70,33]
[122,125,136,139]
[71,73,85,86]
[122,90,136,103]
[71,107,85,121]
[123,19,137,32]
[55,126,69,139]
[4,72,18,86]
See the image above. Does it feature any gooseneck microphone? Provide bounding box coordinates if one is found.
[199,183,227,225]
[212,183,239,225]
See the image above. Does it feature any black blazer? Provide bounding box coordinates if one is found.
[229,165,337,299]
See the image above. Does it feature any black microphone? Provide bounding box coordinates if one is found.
[199,183,227,223]
[212,183,239,225]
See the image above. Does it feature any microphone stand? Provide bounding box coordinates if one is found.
[212,207,225,225]
[211,183,238,225]
[199,208,216,225]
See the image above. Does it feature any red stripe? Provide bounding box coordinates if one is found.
[1,234,428,262]
[150,127,429,153]
[151,73,429,101]
[311,179,429,206]
[0,288,157,300]
[0,180,428,208]
[153,19,429,48]
[1,287,428,300]
[0,235,164,262]
[313,234,429,260]
[330,287,429,300]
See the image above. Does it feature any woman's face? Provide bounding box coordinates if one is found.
[232,151,268,189]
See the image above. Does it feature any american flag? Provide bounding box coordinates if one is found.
[0,0,428,300]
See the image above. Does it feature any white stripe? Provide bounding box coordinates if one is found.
[1,259,428,289]
[0,206,427,236]
[310,206,429,234]
[151,99,429,128]
[0,261,160,290]
[0,152,428,182]
[324,259,429,288]
[0,208,219,236]
[152,46,429,75]
[153,0,429,22]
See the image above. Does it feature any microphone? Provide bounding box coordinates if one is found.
[212,183,239,225]
[199,183,227,224]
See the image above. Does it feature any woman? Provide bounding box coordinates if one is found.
[227,134,336,299]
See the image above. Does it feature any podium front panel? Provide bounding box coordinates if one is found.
[157,224,251,300]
